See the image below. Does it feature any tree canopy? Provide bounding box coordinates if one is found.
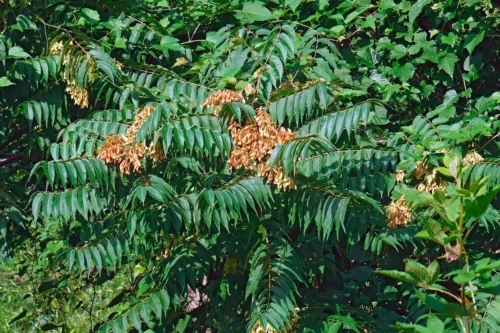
[0,0,499,332]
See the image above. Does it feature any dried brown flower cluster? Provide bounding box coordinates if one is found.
[244,83,255,96]
[413,160,431,180]
[65,81,89,108]
[51,40,92,108]
[115,59,123,71]
[396,170,406,183]
[387,196,412,229]
[259,164,296,190]
[98,106,164,174]
[49,41,64,55]
[99,135,146,174]
[228,109,296,190]
[202,89,245,115]
[414,160,446,193]
[125,105,155,143]
[98,134,125,165]
[462,151,483,166]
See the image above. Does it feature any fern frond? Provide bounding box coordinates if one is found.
[269,81,330,126]
[91,109,136,123]
[287,176,383,240]
[462,158,500,186]
[136,102,174,142]
[127,175,178,209]
[297,149,399,195]
[198,176,272,231]
[67,232,130,273]
[269,134,335,175]
[61,119,129,140]
[247,231,304,332]
[218,102,256,124]
[298,149,399,179]
[31,187,108,222]
[99,289,171,333]
[49,132,103,160]
[253,24,296,101]
[18,84,65,126]
[295,101,371,142]
[162,79,213,111]
[13,55,61,85]
[475,293,500,332]
[31,157,111,189]
[155,115,230,158]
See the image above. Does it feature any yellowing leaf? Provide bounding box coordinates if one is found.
[173,57,188,67]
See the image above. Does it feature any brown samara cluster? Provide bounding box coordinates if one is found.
[414,160,446,193]
[228,109,296,190]
[50,40,91,108]
[200,88,296,190]
[201,89,245,115]
[386,196,412,229]
[98,106,164,174]
[462,151,483,166]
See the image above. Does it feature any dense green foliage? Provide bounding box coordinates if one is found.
[1,0,499,332]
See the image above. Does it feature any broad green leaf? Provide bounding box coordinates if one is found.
[426,314,445,332]
[0,77,14,87]
[376,270,420,284]
[405,260,429,285]
[464,31,484,54]
[409,0,432,24]
[8,46,30,58]
[81,8,100,23]
[284,0,301,11]
[426,261,440,284]
[437,53,459,78]
[235,1,274,23]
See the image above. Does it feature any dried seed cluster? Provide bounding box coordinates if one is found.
[413,160,431,180]
[125,105,155,144]
[202,89,245,115]
[396,169,405,183]
[50,40,92,108]
[65,82,89,108]
[244,83,255,96]
[462,151,483,166]
[386,196,412,229]
[414,160,445,193]
[49,41,64,55]
[228,109,296,190]
[98,106,163,174]
[115,59,123,71]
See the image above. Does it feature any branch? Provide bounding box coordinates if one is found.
[0,153,42,167]
[0,127,29,152]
